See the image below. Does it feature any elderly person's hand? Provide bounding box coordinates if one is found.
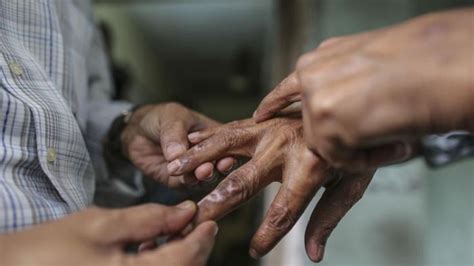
[120,102,235,187]
[253,8,474,171]
[0,202,218,266]
[167,118,374,262]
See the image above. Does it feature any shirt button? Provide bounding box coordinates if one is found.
[46,148,57,163]
[8,62,24,76]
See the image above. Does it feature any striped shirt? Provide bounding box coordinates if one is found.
[0,0,142,232]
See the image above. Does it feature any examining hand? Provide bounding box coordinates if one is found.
[0,202,218,266]
[167,118,374,262]
[121,102,235,187]
[254,8,474,171]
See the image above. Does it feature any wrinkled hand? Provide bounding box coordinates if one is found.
[167,118,374,262]
[254,8,474,171]
[121,102,234,187]
[0,202,218,266]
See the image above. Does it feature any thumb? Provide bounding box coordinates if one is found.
[160,120,191,161]
[135,221,218,266]
[254,72,302,122]
[97,201,197,244]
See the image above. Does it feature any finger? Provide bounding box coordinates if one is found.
[178,174,199,187]
[341,141,416,172]
[194,162,214,181]
[168,129,250,176]
[137,221,218,266]
[305,171,374,262]
[195,157,278,224]
[249,149,327,258]
[216,157,236,174]
[296,37,346,69]
[296,31,376,70]
[188,127,217,144]
[159,120,190,161]
[254,72,302,122]
[97,201,197,244]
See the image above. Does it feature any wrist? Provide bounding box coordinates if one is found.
[104,105,149,161]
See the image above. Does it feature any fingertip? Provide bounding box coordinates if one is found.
[188,132,201,144]
[253,110,273,123]
[306,241,325,263]
[216,157,235,174]
[195,163,214,181]
[249,248,261,259]
[175,200,196,211]
[165,143,186,161]
[167,160,182,175]
[193,220,219,240]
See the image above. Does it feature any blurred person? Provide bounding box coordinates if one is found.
[0,0,233,264]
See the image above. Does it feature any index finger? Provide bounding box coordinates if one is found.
[253,72,302,122]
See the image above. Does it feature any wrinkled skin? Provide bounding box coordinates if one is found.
[167,118,374,262]
[0,202,218,266]
[254,8,474,171]
[121,102,234,187]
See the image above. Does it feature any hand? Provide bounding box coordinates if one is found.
[254,8,474,171]
[167,118,374,262]
[121,102,235,187]
[0,202,218,266]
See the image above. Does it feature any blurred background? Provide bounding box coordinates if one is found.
[93,0,473,265]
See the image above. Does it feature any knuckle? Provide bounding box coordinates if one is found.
[86,208,116,234]
[164,101,185,110]
[296,52,314,69]
[225,173,249,202]
[279,124,300,139]
[319,37,343,48]
[266,204,294,233]
[307,92,337,120]
[223,132,239,147]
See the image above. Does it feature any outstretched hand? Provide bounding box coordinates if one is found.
[167,118,374,262]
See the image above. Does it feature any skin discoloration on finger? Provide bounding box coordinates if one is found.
[195,162,264,223]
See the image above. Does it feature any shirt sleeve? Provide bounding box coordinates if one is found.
[422,131,474,167]
[84,26,145,207]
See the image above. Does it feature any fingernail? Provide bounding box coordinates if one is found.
[249,248,261,259]
[188,132,200,142]
[213,224,219,236]
[176,200,195,210]
[310,244,325,262]
[223,162,234,174]
[181,224,194,236]
[205,168,214,180]
[167,160,181,174]
[391,143,412,163]
[166,143,186,159]
[252,111,258,119]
